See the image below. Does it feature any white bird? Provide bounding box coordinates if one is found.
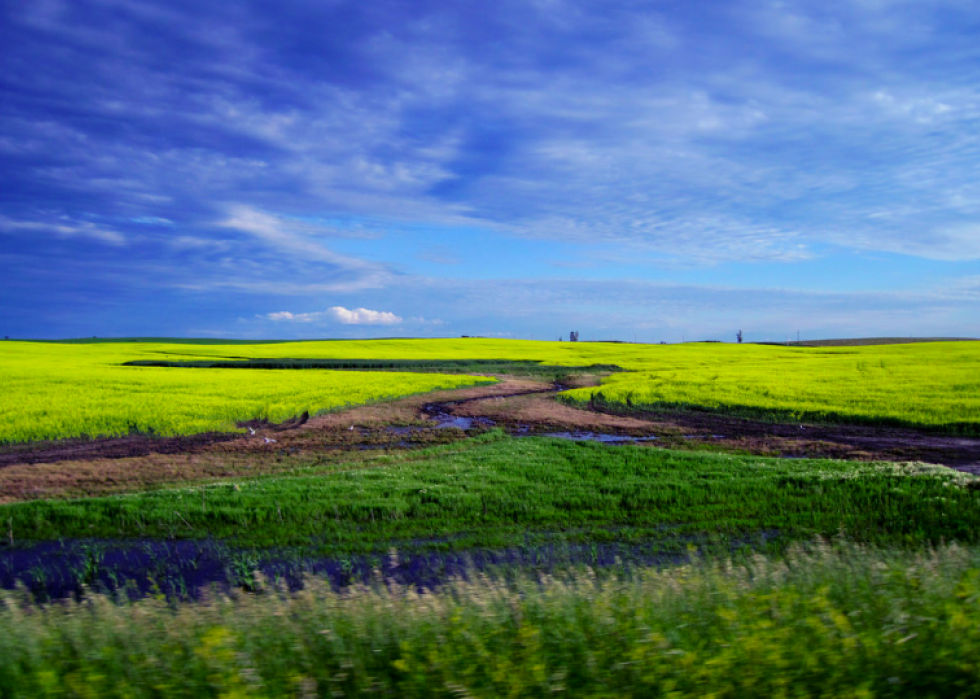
[248,427,256,435]
[264,437,277,444]
[349,425,355,431]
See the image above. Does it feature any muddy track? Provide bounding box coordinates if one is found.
[3,377,979,476]
[584,403,980,474]
[421,383,980,473]
[0,432,242,468]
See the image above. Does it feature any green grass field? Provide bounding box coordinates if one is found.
[2,338,978,443]
[7,433,978,552]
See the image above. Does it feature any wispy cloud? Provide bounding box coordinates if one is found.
[218,206,383,271]
[0,215,126,246]
[214,205,392,292]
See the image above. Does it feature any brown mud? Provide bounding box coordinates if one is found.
[1,374,977,502]
[0,431,241,468]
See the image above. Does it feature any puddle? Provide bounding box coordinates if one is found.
[424,412,496,430]
[537,431,658,444]
[387,424,659,444]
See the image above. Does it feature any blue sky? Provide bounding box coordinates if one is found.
[2,0,979,342]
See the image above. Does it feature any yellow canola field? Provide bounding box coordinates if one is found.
[125,338,980,430]
[1,338,978,442]
[558,341,980,432]
[0,341,496,444]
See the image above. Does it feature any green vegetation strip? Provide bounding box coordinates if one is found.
[6,435,978,553]
[122,357,623,376]
[2,542,980,697]
[569,393,980,434]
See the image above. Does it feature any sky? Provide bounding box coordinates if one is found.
[2,0,979,342]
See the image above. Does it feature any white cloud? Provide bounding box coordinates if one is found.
[328,306,402,325]
[266,311,310,322]
[263,306,403,325]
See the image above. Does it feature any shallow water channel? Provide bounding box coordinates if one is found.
[415,404,661,444]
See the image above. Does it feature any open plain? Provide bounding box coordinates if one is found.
[2,337,980,697]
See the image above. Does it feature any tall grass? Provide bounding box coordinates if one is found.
[1,542,979,697]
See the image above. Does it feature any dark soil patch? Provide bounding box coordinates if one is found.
[0,530,780,602]
[123,357,624,377]
[0,431,240,468]
[589,403,980,473]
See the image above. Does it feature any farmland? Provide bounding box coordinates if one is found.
[1,338,979,696]
[0,341,496,444]
[2,338,979,445]
[560,341,980,432]
[8,432,979,553]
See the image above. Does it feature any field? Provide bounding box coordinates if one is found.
[2,338,979,444]
[1,338,980,696]
[0,341,496,443]
[558,341,980,432]
[7,432,978,554]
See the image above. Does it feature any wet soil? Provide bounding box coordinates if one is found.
[587,404,980,475]
[0,431,241,468]
[1,375,978,503]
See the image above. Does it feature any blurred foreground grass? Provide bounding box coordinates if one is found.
[2,542,979,697]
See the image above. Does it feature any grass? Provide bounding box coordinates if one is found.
[3,338,980,443]
[2,542,980,697]
[4,434,978,554]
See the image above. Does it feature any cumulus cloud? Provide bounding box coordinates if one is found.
[328,306,402,325]
[263,307,403,325]
[265,311,312,322]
